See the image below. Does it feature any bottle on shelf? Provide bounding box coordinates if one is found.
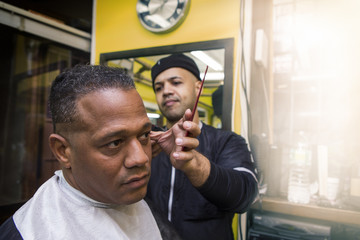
[287,143,312,204]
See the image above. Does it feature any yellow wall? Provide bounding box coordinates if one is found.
[95,0,240,59]
[94,0,243,133]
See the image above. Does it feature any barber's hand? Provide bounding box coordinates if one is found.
[150,138,163,158]
[151,109,210,187]
[150,109,200,169]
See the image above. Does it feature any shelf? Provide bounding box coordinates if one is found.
[251,197,360,226]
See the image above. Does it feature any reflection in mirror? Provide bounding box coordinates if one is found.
[100,39,234,130]
[107,50,224,128]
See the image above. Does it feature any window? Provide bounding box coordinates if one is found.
[0,24,89,205]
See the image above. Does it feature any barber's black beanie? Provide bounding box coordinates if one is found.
[151,54,201,89]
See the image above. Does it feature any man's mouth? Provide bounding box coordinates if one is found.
[123,174,149,188]
[163,99,178,107]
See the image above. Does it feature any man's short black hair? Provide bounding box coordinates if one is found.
[49,64,135,132]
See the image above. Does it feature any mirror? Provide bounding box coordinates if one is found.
[100,38,234,130]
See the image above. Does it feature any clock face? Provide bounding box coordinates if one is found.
[136,0,190,33]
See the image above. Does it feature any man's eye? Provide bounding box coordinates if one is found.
[155,86,162,92]
[106,139,122,148]
[139,131,150,144]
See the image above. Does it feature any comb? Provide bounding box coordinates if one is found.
[182,66,208,150]
[188,65,208,122]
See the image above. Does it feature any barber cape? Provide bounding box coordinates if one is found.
[9,170,162,240]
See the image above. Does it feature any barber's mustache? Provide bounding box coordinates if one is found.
[162,97,180,107]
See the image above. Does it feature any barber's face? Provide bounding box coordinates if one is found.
[62,89,152,205]
[154,67,200,124]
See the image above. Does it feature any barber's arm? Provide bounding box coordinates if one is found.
[177,136,258,212]
[150,109,258,212]
[198,162,258,213]
[197,134,259,213]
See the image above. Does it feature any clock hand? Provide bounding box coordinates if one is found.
[149,0,168,15]
[159,0,167,11]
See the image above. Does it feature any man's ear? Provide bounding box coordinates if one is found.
[49,133,71,169]
[195,80,202,93]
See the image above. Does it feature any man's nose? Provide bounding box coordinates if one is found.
[163,82,173,96]
[124,139,149,168]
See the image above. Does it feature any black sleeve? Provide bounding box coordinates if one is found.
[197,161,258,213]
[0,217,23,240]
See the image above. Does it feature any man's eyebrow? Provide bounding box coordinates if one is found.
[142,122,153,131]
[155,76,181,85]
[168,76,181,81]
[100,122,152,141]
[99,129,127,142]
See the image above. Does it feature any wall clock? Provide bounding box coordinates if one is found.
[136,0,190,33]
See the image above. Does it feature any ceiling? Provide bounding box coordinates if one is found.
[1,0,93,33]
[3,0,225,86]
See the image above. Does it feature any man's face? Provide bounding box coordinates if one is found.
[154,67,200,124]
[64,88,152,205]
